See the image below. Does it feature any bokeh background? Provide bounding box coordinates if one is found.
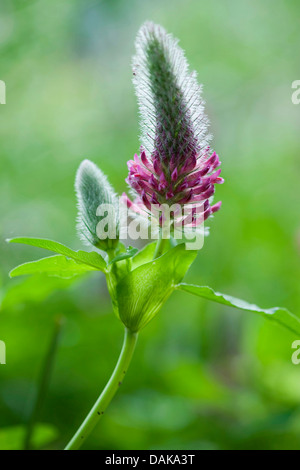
[0,0,300,450]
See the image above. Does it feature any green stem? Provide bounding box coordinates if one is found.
[153,230,168,259]
[106,247,116,263]
[65,327,138,450]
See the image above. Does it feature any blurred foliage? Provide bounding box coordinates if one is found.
[0,0,300,450]
[0,423,58,450]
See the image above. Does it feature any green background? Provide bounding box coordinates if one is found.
[0,0,300,450]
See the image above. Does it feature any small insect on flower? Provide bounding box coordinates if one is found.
[123,22,224,232]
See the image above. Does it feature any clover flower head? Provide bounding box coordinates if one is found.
[124,22,224,228]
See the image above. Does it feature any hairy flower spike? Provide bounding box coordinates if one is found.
[126,22,223,228]
[75,159,119,250]
[133,21,210,166]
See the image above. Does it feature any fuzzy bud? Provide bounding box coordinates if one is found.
[75,159,119,251]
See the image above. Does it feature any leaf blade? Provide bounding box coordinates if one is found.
[108,246,138,265]
[7,237,107,271]
[178,283,300,336]
[131,241,157,270]
[9,255,97,279]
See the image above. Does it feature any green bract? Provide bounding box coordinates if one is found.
[116,244,197,331]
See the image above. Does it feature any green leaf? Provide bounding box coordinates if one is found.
[178,284,300,336]
[117,245,197,331]
[9,255,97,279]
[7,237,107,272]
[131,241,157,270]
[108,246,138,265]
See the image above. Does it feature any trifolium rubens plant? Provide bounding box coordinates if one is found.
[8,22,300,450]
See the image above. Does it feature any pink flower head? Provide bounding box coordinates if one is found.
[124,22,223,229]
[124,147,223,227]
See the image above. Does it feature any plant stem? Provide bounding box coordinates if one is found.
[65,327,138,450]
[153,230,168,259]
